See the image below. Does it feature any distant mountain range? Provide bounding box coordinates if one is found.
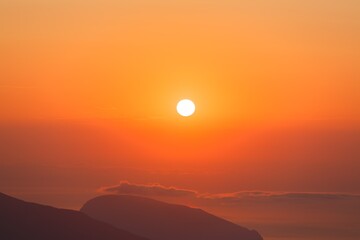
[0,192,148,240]
[81,194,263,240]
[0,192,262,240]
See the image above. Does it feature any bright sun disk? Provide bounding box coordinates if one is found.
[177,99,196,117]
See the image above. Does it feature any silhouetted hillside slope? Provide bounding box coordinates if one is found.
[0,192,149,240]
[81,194,263,240]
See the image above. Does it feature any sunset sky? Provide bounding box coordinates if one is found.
[1,1,360,239]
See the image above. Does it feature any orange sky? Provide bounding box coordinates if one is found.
[0,1,360,238]
[1,1,359,122]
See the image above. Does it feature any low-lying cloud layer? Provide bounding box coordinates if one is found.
[101,181,360,203]
[100,181,197,198]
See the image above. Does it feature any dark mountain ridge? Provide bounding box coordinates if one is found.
[0,192,148,240]
[81,194,263,240]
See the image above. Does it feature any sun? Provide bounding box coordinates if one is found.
[177,99,196,117]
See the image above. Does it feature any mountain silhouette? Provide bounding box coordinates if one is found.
[81,194,263,240]
[0,192,149,240]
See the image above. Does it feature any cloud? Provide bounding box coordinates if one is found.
[205,191,360,200]
[100,181,360,204]
[100,181,197,198]
[201,191,360,205]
